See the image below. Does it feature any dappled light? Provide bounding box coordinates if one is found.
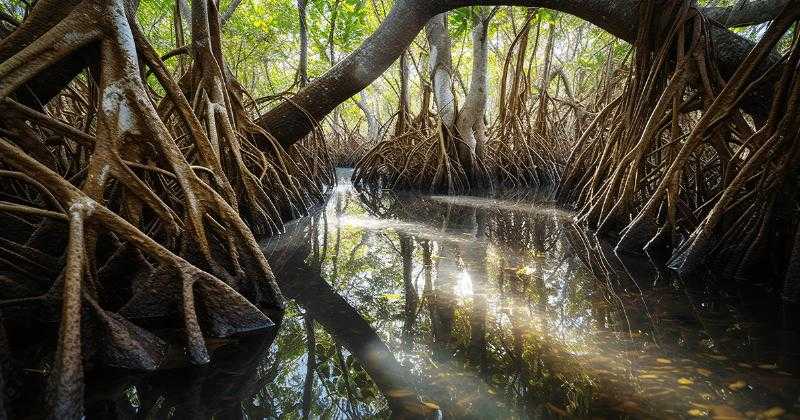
[0,0,798,417]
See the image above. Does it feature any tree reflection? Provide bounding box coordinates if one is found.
[83,326,282,419]
[399,233,418,353]
[263,186,438,419]
[75,170,800,418]
[348,180,799,417]
[9,170,800,419]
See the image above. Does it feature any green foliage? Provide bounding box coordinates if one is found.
[0,0,26,19]
[129,1,776,135]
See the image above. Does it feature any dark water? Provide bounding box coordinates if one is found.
[84,169,799,419]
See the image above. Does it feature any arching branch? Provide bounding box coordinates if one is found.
[703,0,789,27]
[256,0,786,148]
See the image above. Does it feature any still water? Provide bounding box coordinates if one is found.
[89,169,799,419]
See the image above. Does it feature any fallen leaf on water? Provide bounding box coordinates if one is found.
[678,377,695,385]
[648,389,676,397]
[727,380,747,391]
[657,358,672,364]
[422,402,441,411]
[758,407,786,418]
[697,368,713,377]
[408,402,440,415]
[688,408,707,416]
[387,389,416,398]
[639,374,658,379]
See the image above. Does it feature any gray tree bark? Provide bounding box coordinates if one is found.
[355,92,380,142]
[426,12,457,128]
[178,0,192,27]
[456,7,494,160]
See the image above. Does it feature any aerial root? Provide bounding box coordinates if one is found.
[560,0,800,289]
[354,120,488,194]
[0,0,336,416]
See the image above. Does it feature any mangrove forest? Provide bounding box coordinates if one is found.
[0,0,799,418]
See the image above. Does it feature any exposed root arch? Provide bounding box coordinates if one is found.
[0,0,335,417]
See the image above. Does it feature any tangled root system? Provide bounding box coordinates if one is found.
[0,0,332,416]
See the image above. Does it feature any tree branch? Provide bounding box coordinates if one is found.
[703,0,789,27]
[256,0,788,148]
[220,0,244,27]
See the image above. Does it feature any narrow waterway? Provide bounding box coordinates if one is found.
[85,169,800,419]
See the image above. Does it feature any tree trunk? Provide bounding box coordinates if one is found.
[297,0,309,86]
[704,0,789,27]
[426,12,457,129]
[355,93,380,142]
[178,0,192,28]
[255,0,785,148]
[395,49,411,134]
[456,7,493,161]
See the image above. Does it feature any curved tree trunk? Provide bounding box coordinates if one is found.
[703,0,789,27]
[355,93,380,143]
[426,12,457,129]
[456,7,494,161]
[255,0,784,148]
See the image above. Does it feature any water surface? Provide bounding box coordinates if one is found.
[87,168,800,419]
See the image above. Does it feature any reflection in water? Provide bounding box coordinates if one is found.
[79,169,798,418]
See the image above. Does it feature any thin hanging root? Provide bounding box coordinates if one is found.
[169,0,331,229]
[485,13,571,191]
[616,3,799,254]
[47,206,86,419]
[558,0,800,290]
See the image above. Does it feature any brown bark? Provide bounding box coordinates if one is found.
[255,0,784,148]
[0,0,337,416]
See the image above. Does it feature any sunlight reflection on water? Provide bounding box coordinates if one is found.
[454,271,473,297]
[257,169,800,419]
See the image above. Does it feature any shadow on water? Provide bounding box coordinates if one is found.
[68,168,799,418]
